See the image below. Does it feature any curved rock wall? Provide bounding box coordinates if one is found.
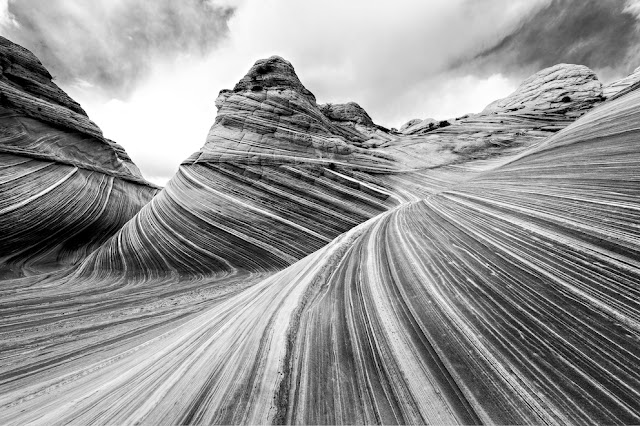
[0,37,158,276]
[1,85,639,424]
[76,57,399,278]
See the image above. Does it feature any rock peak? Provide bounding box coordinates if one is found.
[482,63,602,114]
[233,55,316,103]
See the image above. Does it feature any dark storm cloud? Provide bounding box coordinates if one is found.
[1,0,234,98]
[462,0,640,81]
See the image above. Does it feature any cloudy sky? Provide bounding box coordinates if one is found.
[2,0,640,185]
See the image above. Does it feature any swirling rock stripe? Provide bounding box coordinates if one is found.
[271,90,640,424]
[0,152,157,276]
[78,161,395,278]
[2,89,640,424]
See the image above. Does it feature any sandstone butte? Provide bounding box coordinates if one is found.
[0,36,639,425]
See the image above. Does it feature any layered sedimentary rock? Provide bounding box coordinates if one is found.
[603,66,640,99]
[399,117,440,134]
[1,32,640,425]
[1,66,640,425]
[482,63,603,115]
[319,101,396,146]
[0,36,158,276]
[392,64,609,171]
[75,56,400,278]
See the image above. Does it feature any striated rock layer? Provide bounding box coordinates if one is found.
[1,72,639,425]
[0,43,639,425]
[0,36,158,276]
[319,101,397,147]
[76,56,400,279]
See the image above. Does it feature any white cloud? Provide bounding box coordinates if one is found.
[0,0,19,28]
[63,0,548,183]
[624,0,640,20]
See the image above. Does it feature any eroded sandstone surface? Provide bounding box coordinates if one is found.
[0,39,639,425]
[0,36,158,277]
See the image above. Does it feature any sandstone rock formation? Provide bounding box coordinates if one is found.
[393,64,611,170]
[1,39,639,425]
[603,66,640,98]
[399,117,422,132]
[482,63,603,115]
[0,36,158,276]
[319,101,396,147]
[75,56,400,278]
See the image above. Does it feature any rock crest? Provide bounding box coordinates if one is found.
[482,63,603,114]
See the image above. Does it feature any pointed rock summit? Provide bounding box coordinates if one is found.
[195,55,396,167]
[232,55,316,103]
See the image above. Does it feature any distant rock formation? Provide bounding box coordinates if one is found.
[482,63,603,115]
[319,101,374,126]
[319,101,396,147]
[399,117,425,132]
[393,64,612,167]
[399,117,438,134]
[0,36,158,276]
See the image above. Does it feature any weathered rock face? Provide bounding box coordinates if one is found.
[319,101,374,126]
[396,64,609,167]
[77,56,399,278]
[0,36,158,276]
[2,60,640,425]
[483,63,603,115]
[232,55,317,104]
[319,101,396,147]
[1,37,640,426]
[399,117,425,132]
[399,117,440,134]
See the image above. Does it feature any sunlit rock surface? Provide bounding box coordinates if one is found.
[1,43,639,425]
[0,36,158,277]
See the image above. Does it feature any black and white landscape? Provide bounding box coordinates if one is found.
[1,1,640,424]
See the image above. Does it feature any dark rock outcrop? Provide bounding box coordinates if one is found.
[0,36,158,276]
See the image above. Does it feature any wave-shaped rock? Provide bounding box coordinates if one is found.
[75,56,400,279]
[1,34,639,425]
[0,37,158,276]
[1,80,639,425]
[394,64,611,171]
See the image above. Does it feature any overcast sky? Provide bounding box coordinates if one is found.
[2,0,640,185]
